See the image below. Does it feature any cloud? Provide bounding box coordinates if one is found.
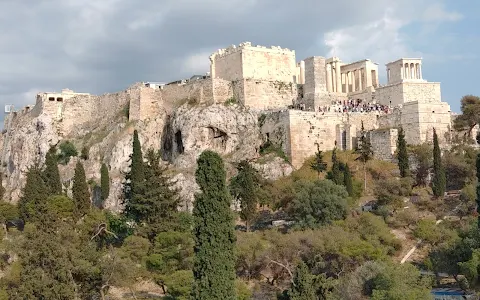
[422,3,463,22]
[0,0,471,117]
[181,50,215,75]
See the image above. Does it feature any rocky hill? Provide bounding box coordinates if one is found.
[0,85,293,211]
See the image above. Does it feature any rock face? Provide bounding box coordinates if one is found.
[163,104,263,169]
[1,100,292,212]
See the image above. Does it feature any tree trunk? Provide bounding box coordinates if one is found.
[363,162,367,191]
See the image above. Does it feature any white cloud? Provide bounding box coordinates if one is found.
[181,51,214,75]
[323,8,419,70]
[422,3,463,22]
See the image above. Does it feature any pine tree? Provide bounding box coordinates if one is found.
[18,165,49,222]
[397,127,410,178]
[343,163,354,197]
[123,129,146,221]
[230,160,260,232]
[355,121,374,190]
[287,261,316,300]
[43,146,62,195]
[139,149,180,239]
[100,163,110,204]
[327,146,344,185]
[72,161,90,219]
[192,150,236,300]
[476,153,480,228]
[311,143,327,178]
[432,128,446,197]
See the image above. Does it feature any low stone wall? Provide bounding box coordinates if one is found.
[369,128,398,160]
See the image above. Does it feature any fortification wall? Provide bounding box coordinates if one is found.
[369,128,398,160]
[161,79,214,106]
[62,89,133,134]
[243,79,296,109]
[402,82,441,103]
[375,83,404,106]
[285,110,381,168]
[377,100,451,145]
[241,47,296,82]
[211,50,243,81]
[375,82,441,106]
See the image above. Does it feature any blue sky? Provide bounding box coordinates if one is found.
[0,0,476,119]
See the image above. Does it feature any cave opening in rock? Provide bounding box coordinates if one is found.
[207,126,228,150]
[175,130,184,154]
[160,115,173,161]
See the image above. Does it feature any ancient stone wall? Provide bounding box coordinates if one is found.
[375,82,441,106]
[241,47,296,82]
[368,128,398,160]
[283,110,381,168]
[303,56,329,106]
[61,90,132,135]
[211,48,243,81]
[402,82,441,103]
[160,79,214,107]
[243,79,296,109]
[377,101,451,145]
[375,83,404,106]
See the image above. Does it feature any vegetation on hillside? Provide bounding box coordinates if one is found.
[0,94,480,298]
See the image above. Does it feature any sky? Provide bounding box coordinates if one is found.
[0,0,477,120]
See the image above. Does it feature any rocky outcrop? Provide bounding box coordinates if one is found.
[163,103,263,169]
[1,100,292,212]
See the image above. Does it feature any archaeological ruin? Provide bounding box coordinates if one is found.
[3,41,454,172]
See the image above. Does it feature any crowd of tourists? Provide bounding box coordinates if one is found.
[292,99,391,114]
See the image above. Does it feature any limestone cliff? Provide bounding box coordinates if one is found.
[0,96,293,211]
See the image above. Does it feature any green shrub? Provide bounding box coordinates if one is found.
[57,141,78,165]
[80,146,89,160]
[259,140,288,162]
[224,97,238,106]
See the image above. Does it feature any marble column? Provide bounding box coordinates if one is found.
[335,61,342,93]
[419,64,422,79]
[326,64,332,92]
[351,71,356,92]
[299,61,305,84]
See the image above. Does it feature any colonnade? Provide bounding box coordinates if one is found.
[402,62,422,80]
[325,60,342,93]
[340,69,367,93]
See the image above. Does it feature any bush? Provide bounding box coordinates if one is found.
[57,141,78,165]
[80,146,89,160]
[374,177,413,207]
[259,140,288,162]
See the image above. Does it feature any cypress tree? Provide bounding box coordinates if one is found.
[397,127,410,178]
[192,150,236,300]
[355,121,374,190]
[230,160,260,232]
[311,143,327,179]
[327,146,344,185]
[0,173,5,201]
[287,261,316,300]
[123,130,146,221]
[72,161,90,219]
[476,153,480,228]
[432,128,446,197]
[18,165,49,222]
[344,163,354,197]
[43,146,62,195]
[100,163,110,203]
